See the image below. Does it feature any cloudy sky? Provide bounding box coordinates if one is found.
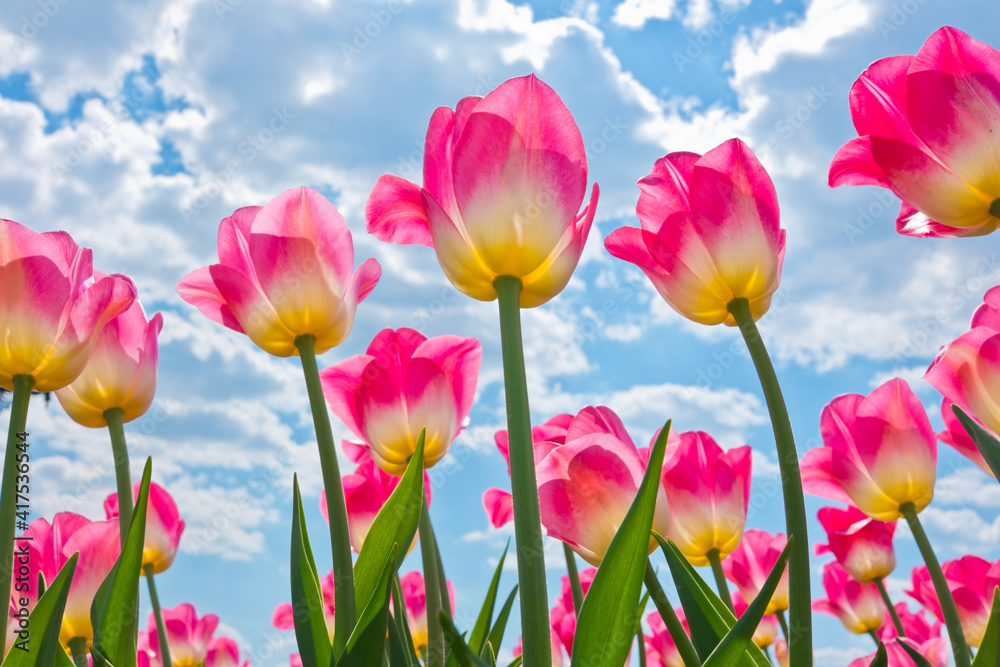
[1,0,998,664]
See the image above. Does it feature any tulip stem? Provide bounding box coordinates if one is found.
[644,560,701,667]
[875,578,905,637]
[728,297,812,667]
[707,549,734,613]
[0,374,33,656]
[105,407,133,545]
[777,610,790,640]
[563,543,584,616]
[296,334,356,653]
[145,563,173,667]
[637,628,647,667]
[68,637,88,667]
[418,499,445,667]
[494,275,550,665]
[868,630,880,645]
[900,502,971,667]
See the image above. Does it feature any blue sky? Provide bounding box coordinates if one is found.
[1,0,999,664]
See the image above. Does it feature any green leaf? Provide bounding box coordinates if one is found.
[439,613,489,667]
[389,576,419,667]
[92,458,153,667]
[972,587,999,667]
[290,475,333,667]
[571,421,671,665]
[355,432,425,613]
[868,643,887,667]
[468,541,510,655]
[701,537,793,667]
[656,534,770,667]
[481,586,518,661]
[952,405,1000,481]
[1,553,78,667]
[503,658,522,667]
[897,640,936,667]
[339,544,399,666]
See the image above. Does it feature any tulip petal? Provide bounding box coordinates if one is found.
[483,488,514,528]
[848,55,918,142]
[366,175,433,247]
[828,136,891,188]
[910,26,1000,80]
[176,266,246,334]
[636,152,699,233]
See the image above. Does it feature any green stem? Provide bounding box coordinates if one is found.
[494,275,550,665]
[644,561,701,667]
[0,374,33,657]
[867,630,880,645]
[637,627,647,667]
[418,500,445,667]
[777,610,790,640]
[105,408,133,545]
[707,549,734,613]
[728,298,812,667]
[901,502,971,667]
[990,198,1000,220]
[876,578,905,638]
[564,543,584,616]
[296,334,355,653]
[145,564,173,667]
[68,636,88,667]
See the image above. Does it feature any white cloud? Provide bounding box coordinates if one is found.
[612,0,681,28]
[918,506,1000,557]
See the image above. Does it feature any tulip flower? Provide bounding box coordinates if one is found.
[801,378,936,521]
[828,27,1000,238]
[605,138,785,326]
[815,505,896,583]
[272,570,336,639]
[399,571,455,659]
[366,74,598,308]
[644,609,689,667]
[879,602,945,647]
[813,561,885,634]
[54,296,162,427]
[139,604,219,667]
[549,567,597,657]
[660,430,751,566]
[320,441,432,552]
[0,219,136,391]
[512,631,565,667]
[848,638,949,667]
[206,637,249,667]
[22,514,120,649]
[732,590,779,648]
[532,406,670,565]
[722,529,789,615]
[320,327,481,474]
[774,639,788,667]
[907,556,1000,648]
[177,187,380,357]
[104,481,185,574]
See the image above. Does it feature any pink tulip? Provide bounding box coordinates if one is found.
[399,570,455,659]
[22,514,120,647]
[367,75,599,308]
[878,602,943,643]
[660,430,751,566]
[801,378,937,521]
[176,187,381,357]
[774,639,788,667]
[481,487,513,528]
[732,590,779,648]
[319,441,432,552]
[973,285,1000,329]
[54,293,162,427]
[815,505,896,582]
[605,138,785,325]
[812,561,885,634]
[206,637,249,667]
[848,638,949,667]
[512,631,565,667]
[104,481,185,574]
[272,570,336,640]
[140,604,218,667]
[828,27,1000,238]
[533,406,670,565]
[645,608,689,667]
[320,327,481,474]
[0,219,136,392]
[906,556,1000,647]
[722,529,789,615]
[549,567,597,657]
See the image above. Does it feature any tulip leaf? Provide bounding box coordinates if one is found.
[290,475,333,667]
[439,613,490,667]
[390,575,419,667]
[952,405,1000,481]
[339,543,398,666]
[571,420,671,665]
[0,552,77,667]
[504,659,522,667]
[92,457,153,667]
[468,541,510,655]
[971,587,999,667]
[867,643,887,667]
[355,432,425,613]
[700,537,793,667]
[897,640,935,667]
[481,585,518,661]
[657,535,771,667]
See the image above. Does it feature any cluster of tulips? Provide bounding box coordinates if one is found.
[0,21,999,667]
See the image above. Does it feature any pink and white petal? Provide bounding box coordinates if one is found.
[366,175,434,247]
[403,359,460,468]
[910,26,1000,80]
[848,55,918,141]
[422,106,461,222]
[566,405,635,449]
[636,152,700,233]
[423,191,497,302]
[800,448,855,506]
[320,355,374,440]
[828,137,892,188]
[176,266,246,333]
[483,488,514,528]
[893,201,990,238]
[312,257,380,354]
[413,334,482,422]
[972,286,1000,330]
[210,264,296,356]
[217,206,263,276]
